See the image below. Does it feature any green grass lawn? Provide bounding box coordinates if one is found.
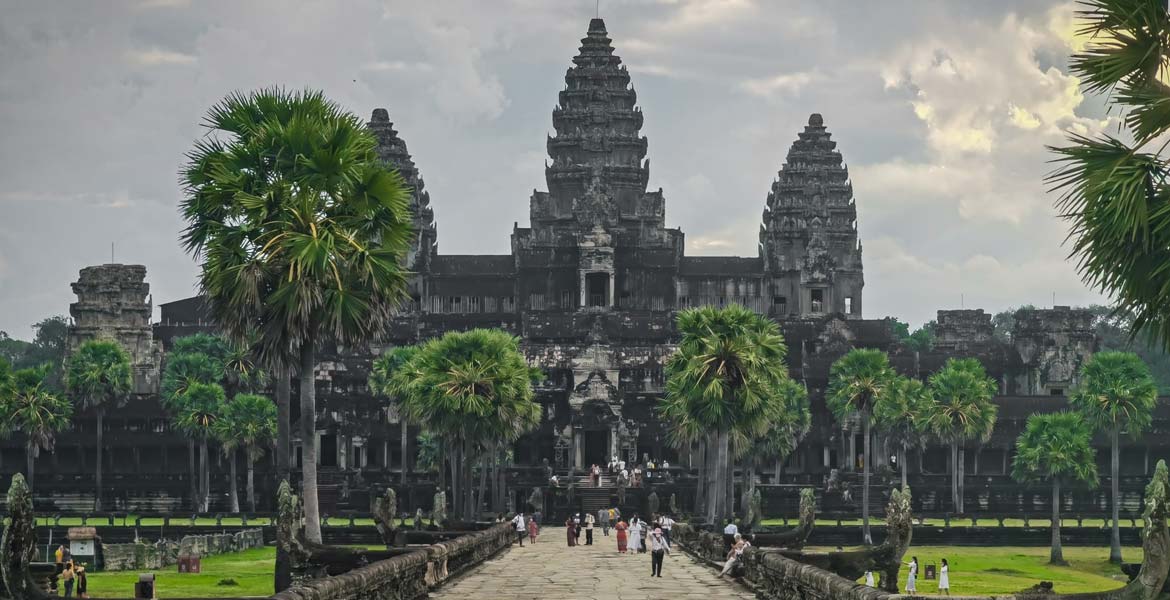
[86,547,275,598]
[806,545,1138,595]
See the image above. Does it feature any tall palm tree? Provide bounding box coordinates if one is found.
[826,348,893,545]
[65,339,132,512]
[1012,412,1098,565]
[180,88,413,542]
[173,382,226,512]
[734,377,810,511]
[369,346,419,485]
[214,393,277,512]
[661,305,791,524]
[3,365,73,490]
[397,329,541,520]
[926,358,997,514]
[873,375,932,489]
[1049,0,1170,349]
[161,343,224,509]
[1070,351,1157,564]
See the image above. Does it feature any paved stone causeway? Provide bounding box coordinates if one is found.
[431,527,756,600]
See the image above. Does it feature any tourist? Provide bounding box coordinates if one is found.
[659,513,675,548]
[591,463,601,487]
[61,560,76,597]
[649,527,669,577]
[719,534,745,578]
[573,512,582,543]
[633,464,643,486]
[615,517,629,553]
[528,514,539,544]
[598,507,611,536]
[628,514,643,553]
[938,558,950,595]
[565,516,577,547]
[618,458,626,471]
[864,569,875,586]
[722,518,739,552]
[904,556,918,595]
[511,512,528,547]
[75,563,88,599]
[584,511,596,545]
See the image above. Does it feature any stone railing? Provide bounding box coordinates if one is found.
[272,523,514,600]
[102,529,265,571]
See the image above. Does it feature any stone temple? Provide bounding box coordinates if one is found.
[8,18,1170,517]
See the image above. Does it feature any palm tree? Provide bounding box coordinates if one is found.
[661,305,792,524]
[3,365,73,490]
[369,346,419,485]
[180,88,413,543]
[173,382,226,512]
[735,378,810,512]
[873,375,932,489]
[161,343,224,510]
[1069,351,1157,564]
[826,348,894,545]
[214,393,277,512]
[926,358,997,514]
[1011,412,1098,565]
[397,329,541,520]
[65,339,132,512]
[1048,1,1170,349]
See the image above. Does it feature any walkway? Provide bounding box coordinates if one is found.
[431,527,756,600]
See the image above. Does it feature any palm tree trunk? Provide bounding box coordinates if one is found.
[26,446,36,492]
[448,440,459,520]
[95,408,104,512]
[247,451,256,512]
[950,441,959,513]
[200,439,209,512]
[228,448,240,513]
[465,438,475,518]
[958,447,966,513]
[476,453,487,518]
[900,442,908,490]
[717,428,731,523]
[695,440,707,517]
[1110,427,1122,563]
[276,367,291,482]
[1051,478,1064,564]
[188,438,197,510]
[400,416,409,485]
[299,339,323,544]
[862,411,872,545]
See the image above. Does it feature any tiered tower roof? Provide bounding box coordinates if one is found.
[761,113,857,238]
[368,108,437,270]
[546,18,649,205]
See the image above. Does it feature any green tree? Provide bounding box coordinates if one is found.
[826,348,894,544]
[1011,412,1099,564]
[397,329,541,520]
[1048,0,1170,349]
[661,305,792,524]
[1,365,73,490]
[180,88,413,542]
[173,382,226,512]
[735,377,810,508]
[888,318,936,353]
[1070,351,1157,564]
[369,346,419,486]
[65,339,132,511]
[213,393,277,512]
[873,375,932,489]
[161,342,224,511]
[926,358,998,514]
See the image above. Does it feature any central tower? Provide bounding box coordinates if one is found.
[513,18,681,314]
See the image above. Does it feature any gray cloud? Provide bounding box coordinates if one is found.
[0,0,1105,337]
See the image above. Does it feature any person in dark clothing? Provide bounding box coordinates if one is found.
[649,527,669,577]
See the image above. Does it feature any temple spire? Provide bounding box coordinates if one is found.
[367,108,437,271]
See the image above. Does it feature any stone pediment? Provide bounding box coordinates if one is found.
[570,370,620,411]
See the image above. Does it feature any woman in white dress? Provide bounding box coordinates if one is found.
[864,570,875,587]
[938,558,950,594]
[628,516,643,553]
[904,556,918,594]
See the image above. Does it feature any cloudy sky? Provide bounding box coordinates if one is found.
[0,0,1114,338]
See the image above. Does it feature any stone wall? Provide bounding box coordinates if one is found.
[102,529,264,571]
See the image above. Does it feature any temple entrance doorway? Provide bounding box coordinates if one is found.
[583,430,609,466]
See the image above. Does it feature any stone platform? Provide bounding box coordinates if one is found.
[430,527,754,600]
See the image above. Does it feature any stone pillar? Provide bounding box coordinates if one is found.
[823,446,830,468]
[608,273,615,308]
[579,272,587,308]
[573,430,584,470]
[610,425,619,462]
[847,432,856,472]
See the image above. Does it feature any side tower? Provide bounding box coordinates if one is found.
[65,264,160,394]
[759,114,864,319]
[367,108,437,278]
